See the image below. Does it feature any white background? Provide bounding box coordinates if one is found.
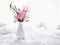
[0,0,60,30]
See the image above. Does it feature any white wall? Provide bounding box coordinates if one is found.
[0,0,60,30]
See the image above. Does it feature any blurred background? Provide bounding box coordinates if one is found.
[0,0,60,31]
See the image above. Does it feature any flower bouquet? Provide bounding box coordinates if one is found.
[10,2,30,39]
[10,2,29,22]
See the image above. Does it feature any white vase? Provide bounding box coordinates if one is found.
[16,22,25,39]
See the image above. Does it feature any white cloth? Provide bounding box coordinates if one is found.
[0,28,60,45]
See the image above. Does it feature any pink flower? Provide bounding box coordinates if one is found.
[14,9,24,20]
[14,6,29,21]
